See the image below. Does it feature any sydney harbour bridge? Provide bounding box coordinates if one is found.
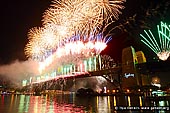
[22,46,170,93]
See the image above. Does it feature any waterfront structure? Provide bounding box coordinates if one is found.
[121,46,139,89]
[121,46,151,89]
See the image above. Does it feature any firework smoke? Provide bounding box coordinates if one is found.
[0,59,39,87]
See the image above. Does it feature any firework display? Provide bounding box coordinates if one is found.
[42,0,125,38]
[140,21,170,61]
[24,0,125,70]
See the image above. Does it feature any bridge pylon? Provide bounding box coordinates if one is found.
[121,46,139,90]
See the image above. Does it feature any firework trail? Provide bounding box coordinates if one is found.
[140,21,170,61]
[42,0,125,39]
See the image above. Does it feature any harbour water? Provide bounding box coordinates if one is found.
[0,93,169,113]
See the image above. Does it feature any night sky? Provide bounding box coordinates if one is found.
[0,0,170,85]
[1,0,51,64]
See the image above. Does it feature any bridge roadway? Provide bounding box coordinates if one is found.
[26,60,170,91]
[29,66,122,89]
[42,66,121,84]
[25,66,122,93]
[32,60,170,84]
[30,60,170,85]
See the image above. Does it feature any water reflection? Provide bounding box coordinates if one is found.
[96,96,111,113]
[0,94,169,113]
[127,96,131,106]
[139,96,143,106]
[113,96,116,106]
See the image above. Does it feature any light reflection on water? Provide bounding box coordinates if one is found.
[139,96,143,106]
[0,94,169,113]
